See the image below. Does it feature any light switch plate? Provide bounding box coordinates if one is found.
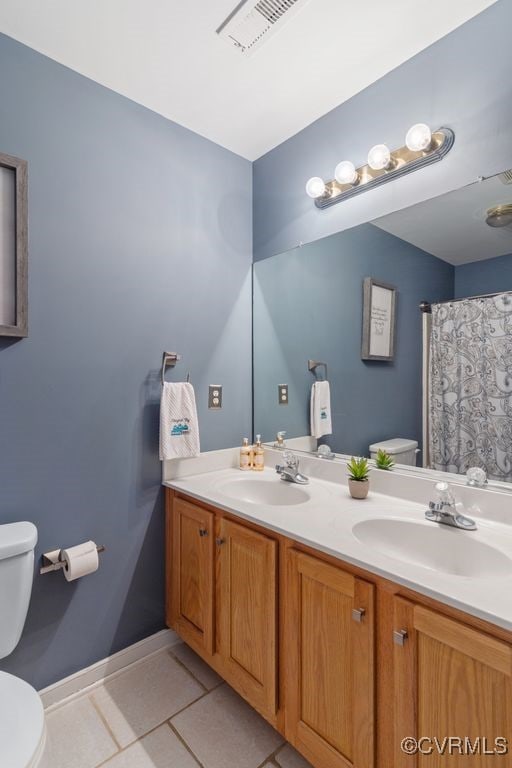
[209,385,222,409]
[278,384,288,405]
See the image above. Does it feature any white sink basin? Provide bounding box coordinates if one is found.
[215,476,311,507]
[352,518,512,578]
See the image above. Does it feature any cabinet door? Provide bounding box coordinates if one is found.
[394,597,512,767]
[170,498,214,655]
[217,517,278,717]
[285,550,375,768]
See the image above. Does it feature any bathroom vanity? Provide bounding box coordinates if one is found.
[164,459,512,768]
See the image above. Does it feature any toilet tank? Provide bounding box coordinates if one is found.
[369,438,419,467]
[0,522,38,660]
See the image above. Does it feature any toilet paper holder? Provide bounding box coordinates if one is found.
[40,544,105,575]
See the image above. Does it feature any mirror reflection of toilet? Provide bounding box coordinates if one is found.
[369,438,419,467]
[0,522,46,767]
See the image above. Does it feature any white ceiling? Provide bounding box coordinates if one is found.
[373,173,512,265]
[0,0,497,159]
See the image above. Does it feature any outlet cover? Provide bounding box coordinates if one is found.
[209,385,222,409]
[278,384,288,405]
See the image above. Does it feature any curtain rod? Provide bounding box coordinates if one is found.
[420,291,512,313]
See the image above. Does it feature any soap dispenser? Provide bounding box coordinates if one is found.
[252,435,265,472]
[240,438,252,471]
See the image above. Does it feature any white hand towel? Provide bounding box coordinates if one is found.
[310,380,332,439]
[160,382,200,460]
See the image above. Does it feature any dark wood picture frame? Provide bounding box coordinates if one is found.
[0,152,28,337]
[361,277,396,361]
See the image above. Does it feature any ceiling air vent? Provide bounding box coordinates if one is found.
[217,0,313,56]
[498,169,512,185]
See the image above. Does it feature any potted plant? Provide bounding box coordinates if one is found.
[374,448,395,471]
[347,457,370,499]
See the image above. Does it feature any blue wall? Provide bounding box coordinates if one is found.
[253,0,512,262]
[455,252,512,298]
[0,34,252,689]
[253,223,454,456]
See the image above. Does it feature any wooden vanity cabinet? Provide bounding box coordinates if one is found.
[393,597,512,767]
[167,491,278,721]
[166,489,512,768]
[285,550,375,768]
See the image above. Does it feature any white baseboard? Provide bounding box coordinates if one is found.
[39,628,180,710]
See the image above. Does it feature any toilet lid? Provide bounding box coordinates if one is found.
[0,672,45,768]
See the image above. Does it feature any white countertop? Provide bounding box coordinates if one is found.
[165,465,512,632]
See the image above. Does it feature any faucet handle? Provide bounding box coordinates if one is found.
[434,481,456,506]
[283,450,298,469]
[466,466,487,487]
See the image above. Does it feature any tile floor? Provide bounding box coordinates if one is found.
[39,643,313,768]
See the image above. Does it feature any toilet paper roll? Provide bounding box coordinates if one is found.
[62,541,99,582]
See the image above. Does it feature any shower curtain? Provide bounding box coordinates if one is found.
[429,293,512,482]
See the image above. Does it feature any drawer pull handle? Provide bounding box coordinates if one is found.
[199,529,208,537]
[216,537,225,546]
[393,629,409,646]
[352,607,366,622]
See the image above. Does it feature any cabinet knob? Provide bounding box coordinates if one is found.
[393,629,409,646]
[215,537,225,546]
[352,607,366,622]
[199,529,208,537]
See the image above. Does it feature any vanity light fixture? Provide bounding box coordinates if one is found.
[306,124,455,209]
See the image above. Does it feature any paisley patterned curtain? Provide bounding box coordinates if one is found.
[429,294,512,482]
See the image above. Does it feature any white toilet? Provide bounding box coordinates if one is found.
[0,522,46,767]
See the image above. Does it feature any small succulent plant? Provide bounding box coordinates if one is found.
[375,448,395,471]
[347,456,370,482]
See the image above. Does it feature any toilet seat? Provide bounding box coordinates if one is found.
[0,671,46,768]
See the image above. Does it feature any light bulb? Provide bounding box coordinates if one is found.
[367,144,391,171]
[405,123,432,152]
[334,160,358,185]
[305,176,326,198]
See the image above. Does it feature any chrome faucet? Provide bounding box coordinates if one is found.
[425,481,476,530]
[274,430,287,448]
[276,451,309,485]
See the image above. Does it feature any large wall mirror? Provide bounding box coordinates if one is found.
[253,170,512,488]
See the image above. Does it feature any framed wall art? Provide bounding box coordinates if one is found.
[361,277,396,361]
[0,152,28,337]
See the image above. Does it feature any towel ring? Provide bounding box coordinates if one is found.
[161,352,190,385]
[308,359,328,381]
